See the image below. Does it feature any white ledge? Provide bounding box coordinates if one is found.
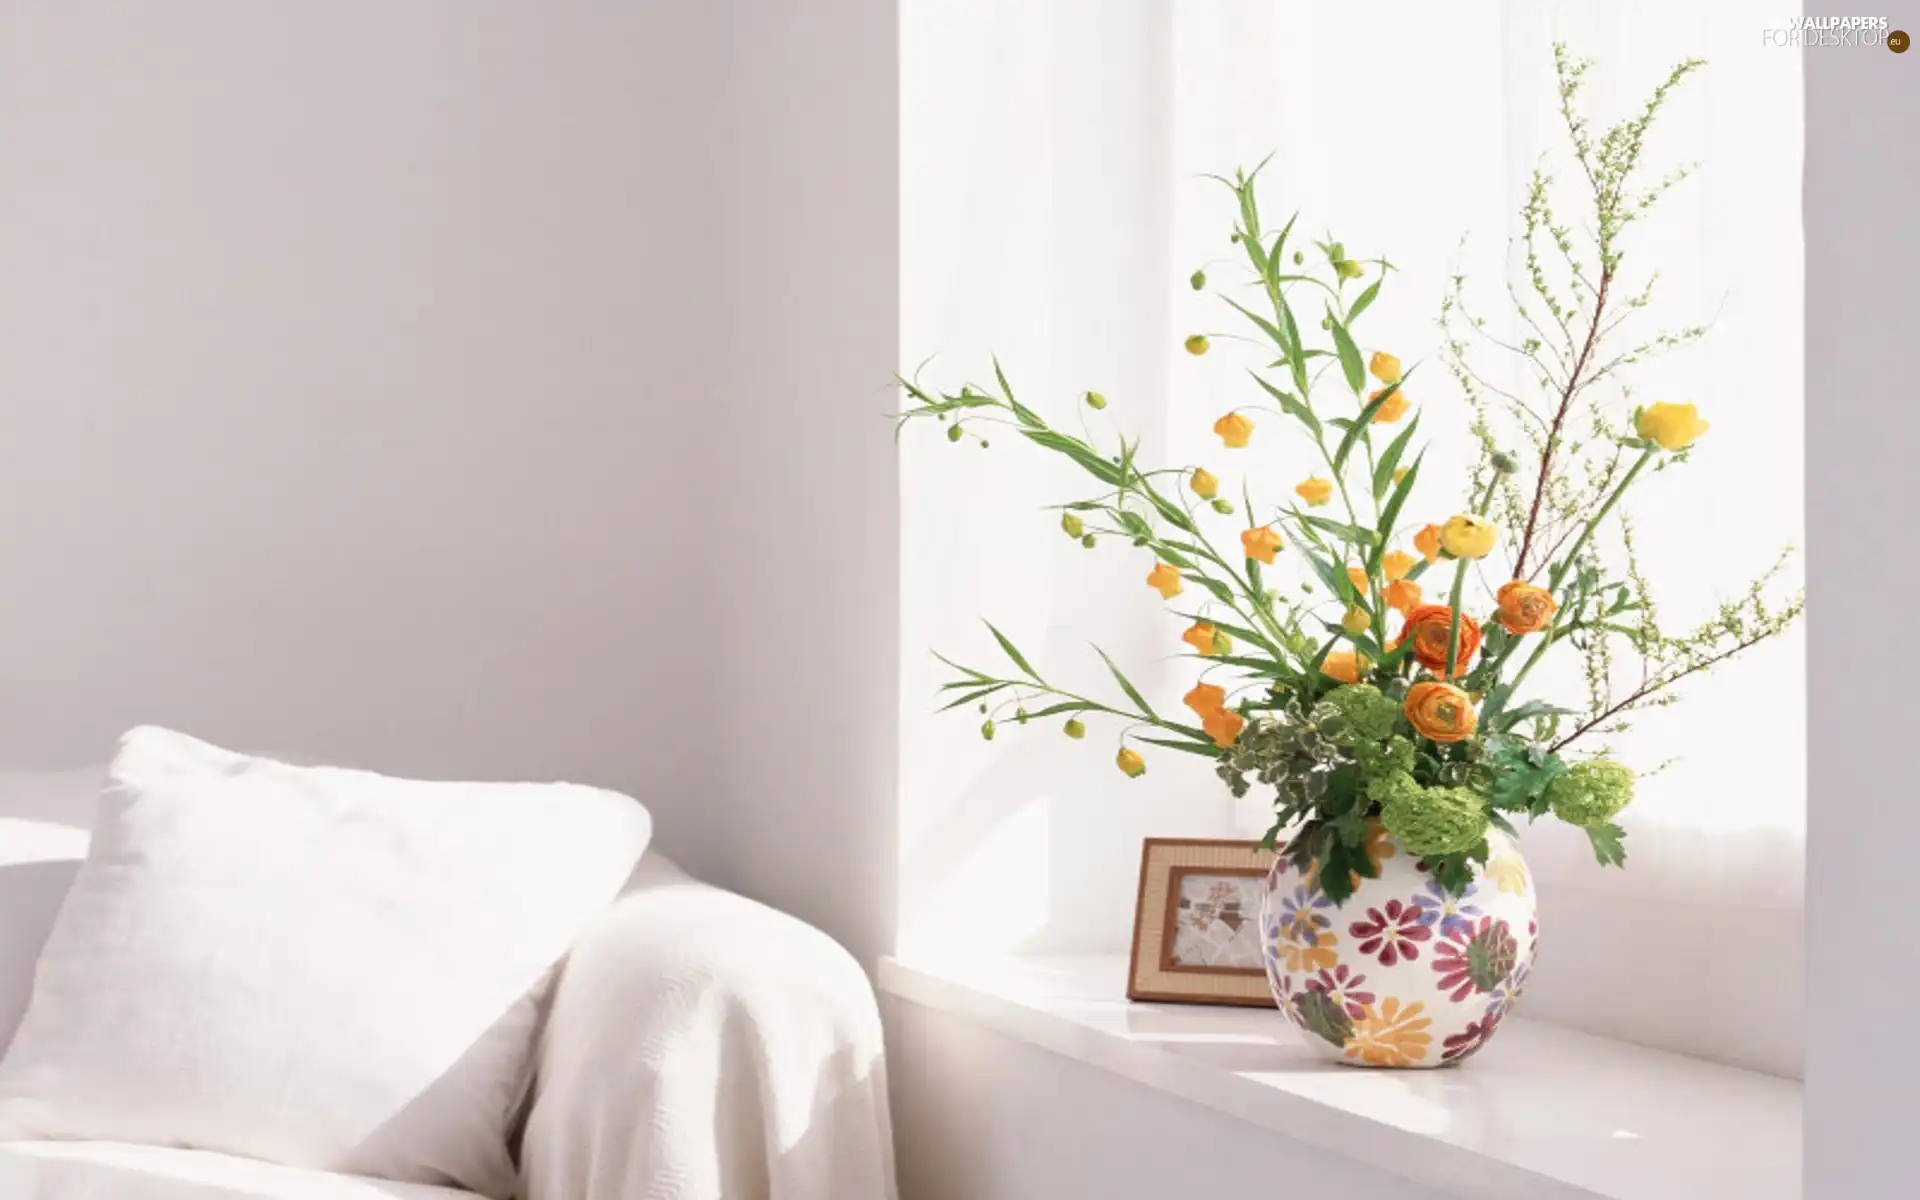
[878,954,1801,1200]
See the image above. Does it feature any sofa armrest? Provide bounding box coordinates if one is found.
[519,855,896,1200]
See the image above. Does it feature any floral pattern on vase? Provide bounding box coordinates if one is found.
[1260,827,1537,1068]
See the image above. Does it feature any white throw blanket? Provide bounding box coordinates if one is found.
[519,855,898,1200]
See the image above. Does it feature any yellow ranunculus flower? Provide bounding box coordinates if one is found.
[1368,386,1410,424]
[1182,622,1221,656]
[1296,476,1333,507]
[1369,351,1403,385]
[1147,562,1184,599]
[1636,401,1709,451]
[1189,467,1220,499]
[1342,606,1371,635]
[1185,334,1210,356]
[1202,707,1246,749]
[1440,514,1498,560]
[1214,412,1254,448]
[1413,523,1443,564]
[1241,525,1283,564]
[1381,550,1415,582]
[1116,747,1147,777]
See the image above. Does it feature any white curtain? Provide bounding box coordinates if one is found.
[900,0,1803,1074]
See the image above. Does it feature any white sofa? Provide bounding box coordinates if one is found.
[0,769,896,1200]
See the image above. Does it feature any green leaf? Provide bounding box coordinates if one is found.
[1093,645,1157,719]
[1371,414,1421,503]
[1368,453,1422,569]
[1487,739,1568,813]
[1184,573,1236,605]
[1298,513,1378,547]
[1327,310,1365,394]
[1281,303,1310,396]
[1587,822,1628,868]
[1220,296,1285,349]
[1019,429,1122,485]
[1493,699,1579,735]
[1024,701,1097,719]
[1333,384,1398,473]
[1346,277,1382,323]
[1249,372,1322,438]
[985,621,1041,681]
[938,682,1011,712]
[1137,735,1227,759]
[932,651,991,681]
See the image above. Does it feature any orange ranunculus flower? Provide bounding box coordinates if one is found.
[1346,566,1370,595]
[1183,681,1227,717]
[1202,707,1246,748]
[1295,476,1333,507]
[1242,525,1283,564]
[1404,680,1478,743]
[1413,523,1443,564]
[1189,467,1220,499]
[1320,649,1370,684]
[1385,577,1423,614]
[1368,386,1410,424]
[1495,580,1558,635]
[1214,412,1254,448]
[1147,562,1184,599]
[1381,550,1416,582]
[1116,747,1147,777]
[1182,622,1221,655]
[1395,605,1483,677]
[1369,351,1403,385]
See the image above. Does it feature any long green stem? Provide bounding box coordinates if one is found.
[1502,446,1656,698]
[1443,558,1470,677]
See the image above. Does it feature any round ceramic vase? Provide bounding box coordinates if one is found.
[1260,828,1538,1068]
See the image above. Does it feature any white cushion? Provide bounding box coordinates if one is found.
[0,1141,477,1199]
[0,728,652,1199]
[0,768,101,1054]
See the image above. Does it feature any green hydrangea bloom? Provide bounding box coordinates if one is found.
[1545,758,1635,828]
[1371,771,1491,857]
[1324,684,1399,746]
[1354,735,1415,780]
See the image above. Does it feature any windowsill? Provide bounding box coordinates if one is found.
[878,954,1802,1200]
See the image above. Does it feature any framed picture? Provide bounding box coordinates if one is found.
[1127,837,1279,1008]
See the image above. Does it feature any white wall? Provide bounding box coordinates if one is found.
[0,0,898,964]
[1802,0,1920,1193]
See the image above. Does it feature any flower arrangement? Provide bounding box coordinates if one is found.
[898,47,1801,906]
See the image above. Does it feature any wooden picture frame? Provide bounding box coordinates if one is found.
[1126,837,1279,1008]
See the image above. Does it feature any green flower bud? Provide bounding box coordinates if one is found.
[1061,512,1086,538]
[1063,718,1087,739]
[1015,707,1029,725]
[1081,534,1097,548]
[1085,390,1108,410]
[980,719,996,740]
[979,439,990,449]
[1546,759,1636,827]
[1189,269,1207,290]
[1490,450,1520,475]
[946,424,964,442]
[1335,259,1365,281]
[1320,316,1332,330]
[1292,250,1304,265]
[1184,334,1210,356]
[1211,498,1235,514]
